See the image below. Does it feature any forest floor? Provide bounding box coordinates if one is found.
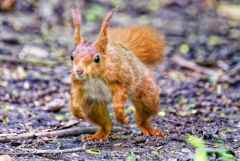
[0,0,239,160]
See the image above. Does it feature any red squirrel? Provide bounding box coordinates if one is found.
[70,8,165,141]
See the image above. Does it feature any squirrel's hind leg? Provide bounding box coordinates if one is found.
[81,99,112,142]
[132,77,165,137]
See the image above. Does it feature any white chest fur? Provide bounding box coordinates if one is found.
[83,77,112,102]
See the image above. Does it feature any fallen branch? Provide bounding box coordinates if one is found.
[162,118,191,127]
[172,55,219,76]
[1,147,85,155]
[171,55,234,83]
[0,126,122,142]
[0,55,58,67]
[34,86,58,99]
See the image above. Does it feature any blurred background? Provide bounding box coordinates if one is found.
[0,0,239,160]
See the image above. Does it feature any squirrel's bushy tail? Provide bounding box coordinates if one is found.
[108,27,165,64]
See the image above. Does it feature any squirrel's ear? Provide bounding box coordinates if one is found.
[71,7,83,45]
[95,8,116,53]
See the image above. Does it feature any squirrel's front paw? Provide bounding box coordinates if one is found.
[115,112,128,125]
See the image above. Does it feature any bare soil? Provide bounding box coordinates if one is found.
[0,0,239,160]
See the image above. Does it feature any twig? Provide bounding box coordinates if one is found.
[162,118,205,133]
[216,60,229,71]
[0,126,122,142]
[162,118,191,127]
[171,55,234,83]
[0,55,58,67]
[171,55,220,76]
[1,147,85,155]
[34,86,58,98]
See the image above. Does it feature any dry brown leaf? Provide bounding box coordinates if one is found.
[0,0,15,11]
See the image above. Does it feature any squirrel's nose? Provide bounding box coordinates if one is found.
[76,69,84,76]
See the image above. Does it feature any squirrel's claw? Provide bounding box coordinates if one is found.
[81,133,108,142]
[141,128,165,137]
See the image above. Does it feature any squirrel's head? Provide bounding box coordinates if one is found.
[71,8,115,80]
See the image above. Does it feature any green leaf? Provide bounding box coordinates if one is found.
[186,135,236,161]
[186,135,205,149]
[169,71,188,81]
[152,150,160,157]
[125,106,134,115]
[208,35,220,46]
[178,97,188,105]
[86,5,105,22]
[126,151,137,161]
[12,89,19,96]
[111,0,122,7]
[179,44,190,54]
[55,114,65,121]
[157,111,166,117]
[195,149,208,161]
[148,0,160,11]
[216,149,235,161]
[17,66,27,79]
[186,135,208,161]
[219,152,235,161]
[85,149,101,155]
[209,74,219,85]
[138,15,151,25]
[2,105,11,112]
[188,103,196,109]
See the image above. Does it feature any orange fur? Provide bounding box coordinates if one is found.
[70,9,165,142]
[96,8,116,53]
[108,27,165,64]
[0,0,15,11]
[71,8,82,45]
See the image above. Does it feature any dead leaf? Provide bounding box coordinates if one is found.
[217,3,240,21]
[0,0,15,11]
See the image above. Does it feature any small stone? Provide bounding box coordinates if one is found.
[43,98,65,112]
[181,148,191,153]
[0,155,14,161]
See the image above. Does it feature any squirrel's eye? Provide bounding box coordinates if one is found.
[94,55,100,63]
[71,55,74,61]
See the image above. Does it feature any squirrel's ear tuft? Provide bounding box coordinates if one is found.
[71,7,83,45]
[95,8,116,53]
